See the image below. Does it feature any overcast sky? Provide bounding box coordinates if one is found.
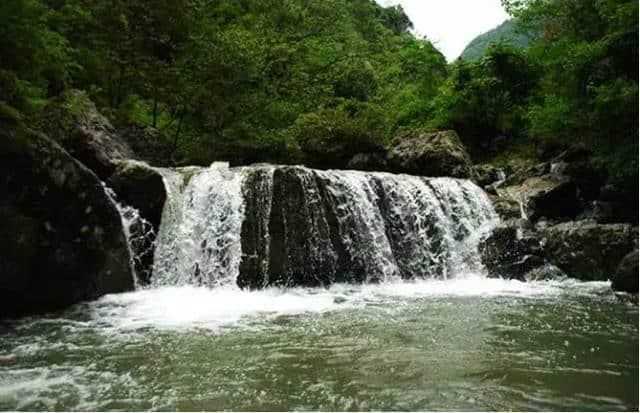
[376,0,510,61]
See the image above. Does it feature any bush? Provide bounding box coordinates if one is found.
[294,99,388,168]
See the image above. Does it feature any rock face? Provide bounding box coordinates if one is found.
[542,220,638,281]
[498,174,579,221]
[612,250,639,293]
[347,152,388,172]
[40,91,136,180]
[107,160,167,284]
[107,161,166,230]
[478,224,552,280]
[0,120,134,318]
[387,130,473,178]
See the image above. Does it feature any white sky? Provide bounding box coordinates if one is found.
[376,0,510,61]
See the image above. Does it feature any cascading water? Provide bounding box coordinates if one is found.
[149,163,498,289]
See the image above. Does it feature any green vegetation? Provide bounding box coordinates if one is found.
[0,0,445,167]
[459,19,534,61]
[0,0,637,194]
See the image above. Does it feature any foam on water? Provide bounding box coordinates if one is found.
[87,277,615,332]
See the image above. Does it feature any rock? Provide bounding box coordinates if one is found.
[478,224,547,280]
[611,250,638,293]
[347,152,388,172]
[523,264,566,281]
[503,160,548,186]
[107,161,166,230]
[387,130,472,178]
[472,164,504,187]
[487,195,521,220]
[0,119,134,318]
[40,90,136,179]
[107,160,167,284]
[498,174,579,221]
[542,220,638,281]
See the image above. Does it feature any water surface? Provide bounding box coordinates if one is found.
[0,277,637,411]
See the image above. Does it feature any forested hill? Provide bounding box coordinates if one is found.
[0,0,446,167]
[1,0,638,200]
[459,19,533,61]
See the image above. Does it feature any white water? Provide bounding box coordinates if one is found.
[88,277,614,332]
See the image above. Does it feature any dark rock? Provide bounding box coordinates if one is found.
[0,120,133,318]
[387,130,472,178]
[611,250,638,293]
[239,167,343,288]
[503,160,548,186]
[107,160,167,284]
[479,224,547,280]
[39,90,136,179]
[487,195,521,220]
[472,164,504,187]
[498,174,579,221]
[107,161,166,230]
[542,220,638,281]
[347,152,388,172]
[577,200,615,223]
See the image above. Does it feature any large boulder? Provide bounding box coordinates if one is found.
[541,220,638,281]
[0,115,134,318]
[498,174,579,221]
[612,250,639,294]
[387,130,473,178]
[107,161,167,284]
[39,90,136,179]
[107,161,166,230]
[478,224,551,280]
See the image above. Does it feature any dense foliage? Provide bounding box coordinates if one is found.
[433,0,638,197]
[0,0,445,167]
[0,0,637,195]
[459,19,533,61]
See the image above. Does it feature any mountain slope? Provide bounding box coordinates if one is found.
[459,19,533,61]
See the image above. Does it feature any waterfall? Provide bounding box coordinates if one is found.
[150,163,498,289]
[103,184,156,287]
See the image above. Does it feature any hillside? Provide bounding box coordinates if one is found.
[459,19,533,61]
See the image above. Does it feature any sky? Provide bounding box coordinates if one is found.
[376,0,510,61]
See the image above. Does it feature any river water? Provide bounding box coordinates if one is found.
[1,277,637,411]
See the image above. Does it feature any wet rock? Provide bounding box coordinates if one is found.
[498,174,579,221]
[611,250,638,293]
[542,220,638,281]
[472,164,503,187]
[479,224,547,280]
[387,130,472,178]
[347,152,388,172]
[487,195,521,220]
[523,264,566,281]
[107,161,166,230]
[107,160,167,284]
[0,120,133,318]
[239,167,346,288]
